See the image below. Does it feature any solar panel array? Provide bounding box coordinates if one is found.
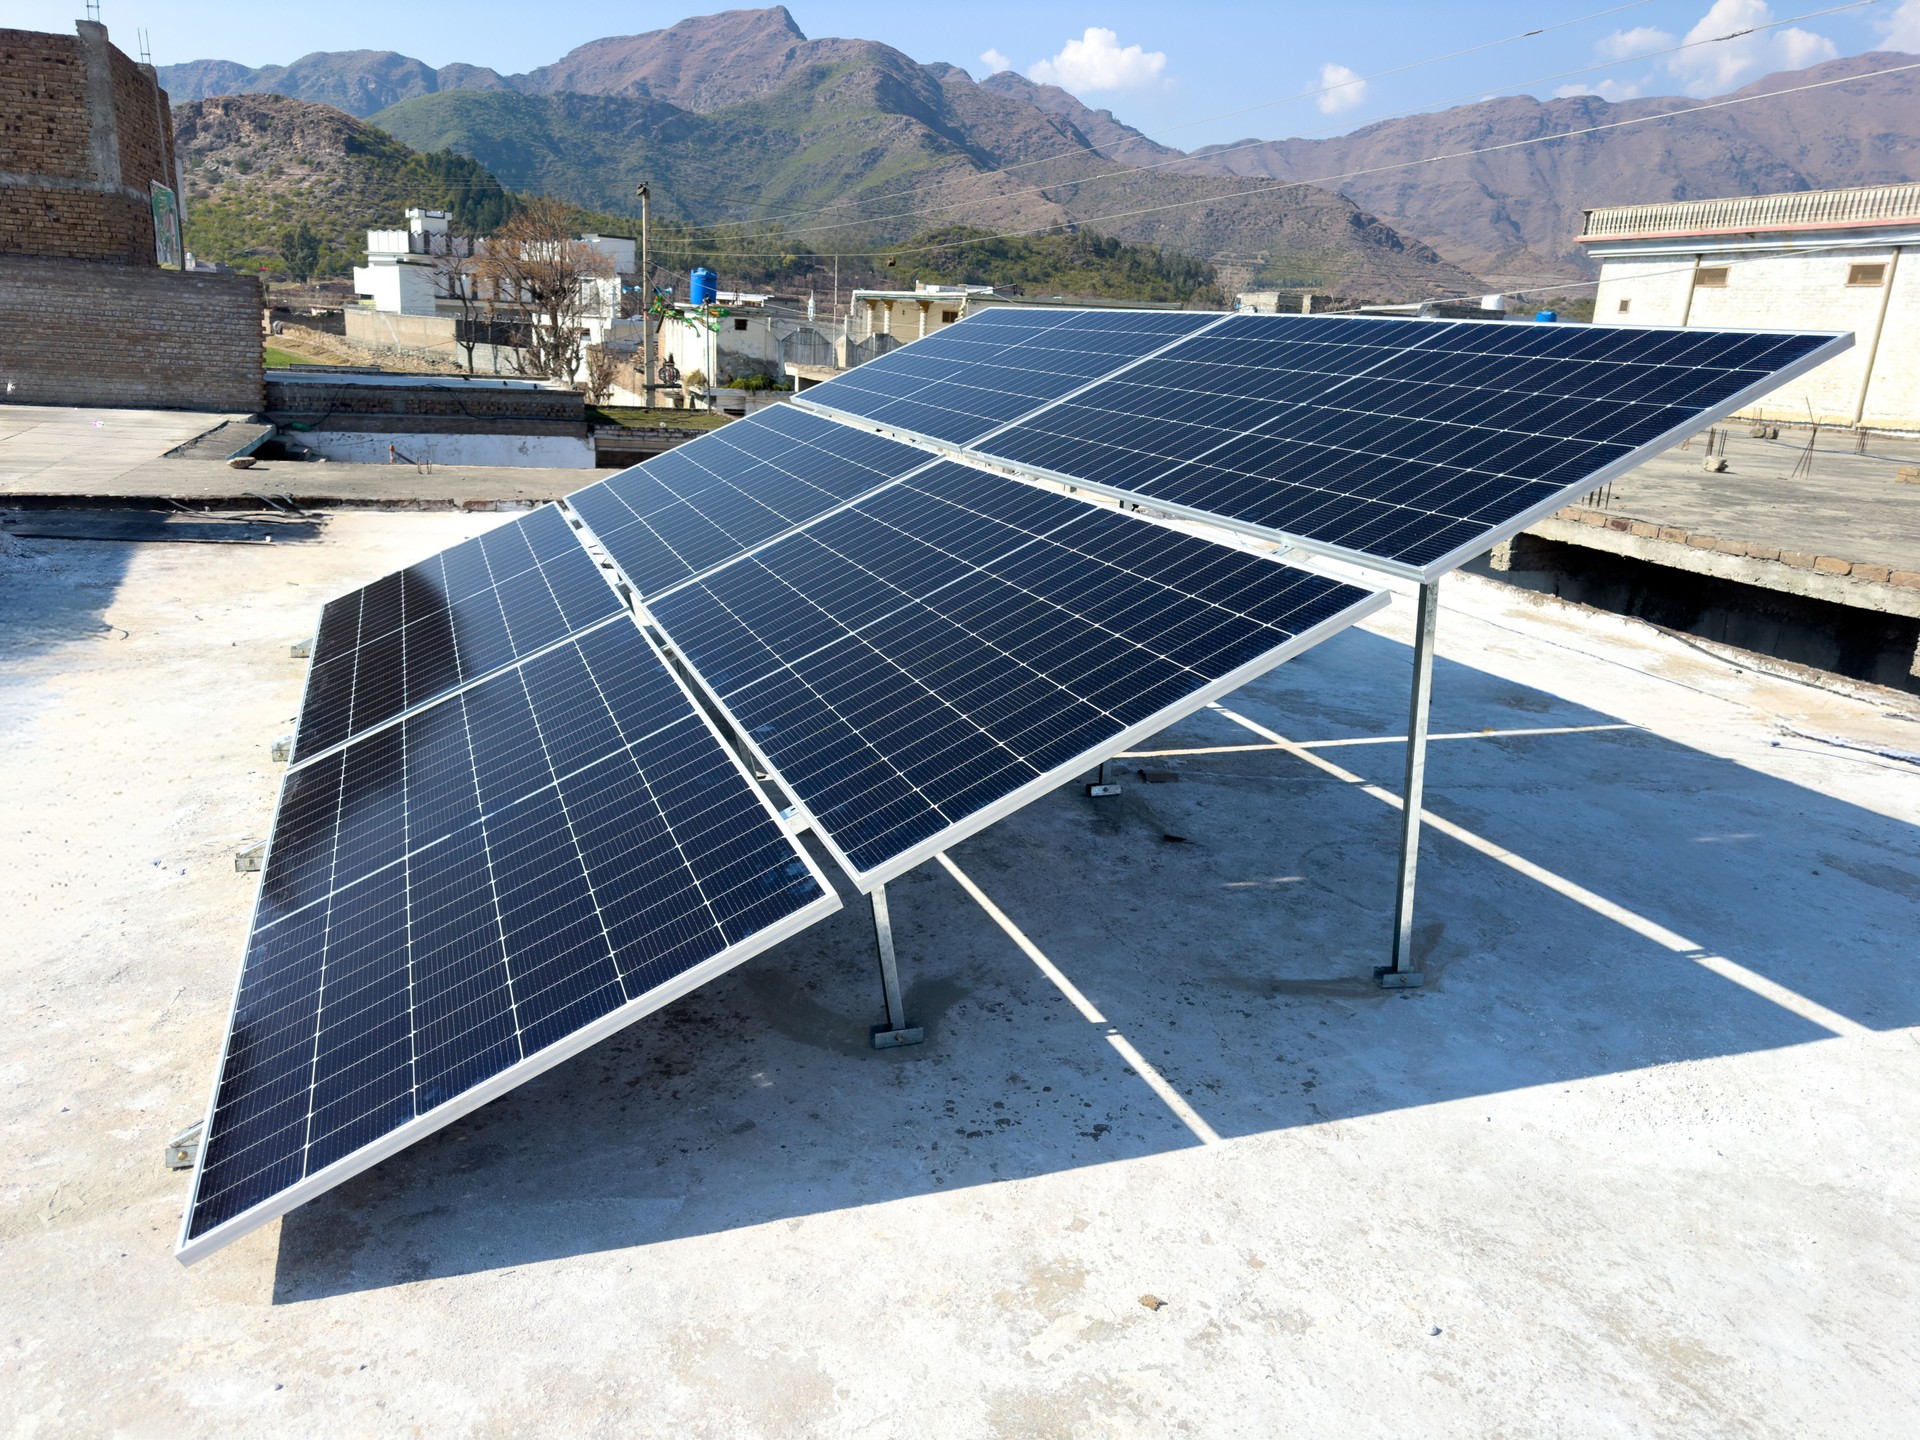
[648,462,1384,884]
[295,505,620,761]
[182,618,837,1257]
[791,306,1220,446]
[190,305,1837,1261]
[565,405,934,599]
[971,315,1844,575]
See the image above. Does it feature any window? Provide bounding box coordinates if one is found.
[1847,262,1887,287]
[941,309,959,323]
[1617,298,1631,314]
[733,317,748,331]
[1694,266,1729,288]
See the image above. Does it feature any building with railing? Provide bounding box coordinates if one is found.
[1582,184,1919,429]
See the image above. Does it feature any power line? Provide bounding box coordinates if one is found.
[706,0,1881,246]
[695,59,1920,261]
[675,0,1665,232]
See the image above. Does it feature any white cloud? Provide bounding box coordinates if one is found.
[1663,0,1837,95]
[1597,26,1676,61]
[979,48,1012,74]
[1883,0,1920,51]
[1027,27,1168,94]
[1315,62,1368,114]
[1555,78,1646,101]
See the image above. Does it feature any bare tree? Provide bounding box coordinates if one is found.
[474,199,616,384]
[581,343,620,405]
[428,231,484,373]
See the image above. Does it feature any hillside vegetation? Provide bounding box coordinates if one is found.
[175,95,514,274]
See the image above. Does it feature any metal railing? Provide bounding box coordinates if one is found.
[1582,184,1920,239]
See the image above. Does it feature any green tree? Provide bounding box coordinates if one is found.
[277,222,322,283]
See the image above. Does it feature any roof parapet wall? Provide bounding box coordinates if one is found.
[1581,184,1920,243]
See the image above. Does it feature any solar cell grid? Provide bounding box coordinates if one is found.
[565,405,937,599]
[797,307,1224,445]
[648,461,1385,884]
[975,313,1847,577]
[294,505,621,762]
[181,617,837,1257]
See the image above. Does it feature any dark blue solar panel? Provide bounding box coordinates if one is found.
[565,405,934,598]
[975,314,1845,575]
[799,307,1222,445]
[182,618,835,1258]
[295,505,621,762]
[648,462,1382,882]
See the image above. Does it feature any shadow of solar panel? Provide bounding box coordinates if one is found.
[798,307,1224,445]
[648,462,1386,887]
[294,505,622,762]
[564,405,936,599]
[179,618,839,1263]
[975,314,1849,578]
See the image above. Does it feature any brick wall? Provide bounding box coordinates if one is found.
[1,22,176,264]
[0,256,263,411]
[0,28,92,179]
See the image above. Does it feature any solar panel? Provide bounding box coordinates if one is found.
[972,314,1849,579]
[565,404,936,599]
[178,616,840,1263]
[294,505,622,763]
[794,306,1223,446]
[646,461,1386,887]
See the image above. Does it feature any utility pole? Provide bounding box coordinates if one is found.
[636,181,654,410]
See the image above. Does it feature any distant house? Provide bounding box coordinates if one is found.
[1582,183,1919,430]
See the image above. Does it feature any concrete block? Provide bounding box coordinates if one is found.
[1658,527,1688,543]
[1579,511,1607,527]
[1852,563,1892,584]
[1813,556,1852,576]
[1686,533,1718,549]
[1743,543,1782,562]
[1629,521,1658,538]
[1714,538,1746,555]
[1891,571,1920,590]
[1780,550,1817,569]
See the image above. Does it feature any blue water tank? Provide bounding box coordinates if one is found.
[689,267,718,306]
[1534,309,1559,323]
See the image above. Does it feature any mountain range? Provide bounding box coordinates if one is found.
[160,6,1920,293]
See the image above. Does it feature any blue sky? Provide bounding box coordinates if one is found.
[17,0,1919,147]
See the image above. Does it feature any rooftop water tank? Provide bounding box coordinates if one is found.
[690,268,718,306]
[1534,309,1559,323]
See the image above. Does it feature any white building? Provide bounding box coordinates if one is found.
[1583,183,1920,430]
[350,208,461,317]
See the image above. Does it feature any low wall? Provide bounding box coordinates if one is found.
[0,255,262,411]
[295,430,597,468]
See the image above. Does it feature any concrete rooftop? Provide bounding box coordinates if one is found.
[3,513,1918,1436]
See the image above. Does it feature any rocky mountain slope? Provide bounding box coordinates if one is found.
[1186,51,1920,284]
[172,95,513,270]
[157,6,1919,295]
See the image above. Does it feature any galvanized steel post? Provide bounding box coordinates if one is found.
[1380,580,1439,988]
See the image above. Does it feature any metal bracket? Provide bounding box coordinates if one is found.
[869,884,924,1049]
[270,734,292,762]
[166,1121,204,1170]
[289,637,313,659]
[1084,758,1122,798]
[234,840,265,873]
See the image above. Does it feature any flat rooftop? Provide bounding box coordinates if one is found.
[3,513,1917,1434]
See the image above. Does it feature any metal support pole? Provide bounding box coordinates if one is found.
[1379,579,1439,989]
[869,884,925,1049]
[636,181,654,411]
[1085,757,1121,797]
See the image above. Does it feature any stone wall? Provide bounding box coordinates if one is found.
[0,256,263,411]
[1,21,179,264]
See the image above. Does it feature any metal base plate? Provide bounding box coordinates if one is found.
[1085,783,1122,797]
[870,1024,926,1049]
[1374,966,1425,990]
